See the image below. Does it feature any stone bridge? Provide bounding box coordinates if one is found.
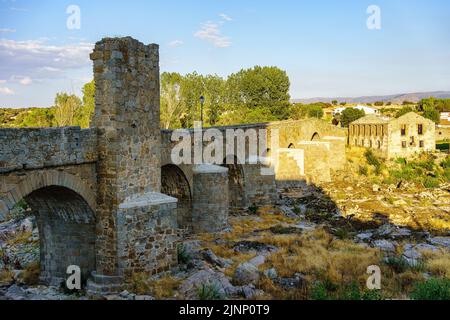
[0,37,345,293]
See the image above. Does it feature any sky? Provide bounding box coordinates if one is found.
[0,0,449,108]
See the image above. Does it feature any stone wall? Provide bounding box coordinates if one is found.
[436,126,450,142]
[192,165,229,233]
[0,127,97,173]
[91,37,163,275]
[26,186,96,286]
[387,113,435,159]
[117,193,179,277]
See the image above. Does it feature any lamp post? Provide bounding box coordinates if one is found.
[200,95,205,126]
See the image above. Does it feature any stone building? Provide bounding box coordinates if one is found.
[348,112,435,159]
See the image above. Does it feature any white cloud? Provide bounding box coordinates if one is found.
[0,28,16,33]
[219,13,232,22]
[194,21,231,48]
[0,80,5,84]
[168,40,184,48]
[18,76,32,85]
[0,87,15,95]
[0,38,93,81]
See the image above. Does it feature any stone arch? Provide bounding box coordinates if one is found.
[288,143,295,149]
[0,170,96,216]
[0,171,97,286]
[221,155,246,209]
[161,164,192,229]
[311,132,321,141]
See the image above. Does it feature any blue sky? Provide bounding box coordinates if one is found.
[0,0,449,107]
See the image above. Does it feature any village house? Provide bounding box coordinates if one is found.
[348,112,435,159]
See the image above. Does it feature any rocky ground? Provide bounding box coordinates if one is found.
[1,153,449,300]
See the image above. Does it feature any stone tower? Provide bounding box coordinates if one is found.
[89,37,178,291]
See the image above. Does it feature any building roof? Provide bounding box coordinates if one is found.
[350,114,389,125]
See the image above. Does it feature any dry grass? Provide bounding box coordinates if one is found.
[262,228,380,284]
[127,273,182,299]
[7,231,33,245]
[422,250,450,279]
[19,261,40,285]
[0,269,14,285]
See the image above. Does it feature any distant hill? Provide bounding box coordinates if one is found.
[292,91,450,104]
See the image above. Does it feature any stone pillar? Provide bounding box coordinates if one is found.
[192,164,229,233]
[88,37,178,293]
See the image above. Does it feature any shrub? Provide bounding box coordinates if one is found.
[197,282,225,300]
[127,273,152,295]
[177,244,192,265]
[422,176,440,189]
[0,269,14,285]
[248,204,259,215]
[310,282,329,300]
[365,150,382,174]
[410,278,450,300]
[358,165,368,176]
[384,256,410,273]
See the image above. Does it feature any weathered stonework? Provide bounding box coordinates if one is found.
[0,36,350,293]
[117,193,179,277]
[0,127,97,173]
[90,37,164,277]
[192,165,229,233]
[349,112,436,159]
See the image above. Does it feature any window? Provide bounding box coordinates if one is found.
[418,124,423,135]
[401,125,406,136]
[410,136,415,145]
[377,141,381,149]
[355,139,358,146]
[419,141,424,148]
[402,141,407,148]
[369,140,373,148]
[361,140,365,147]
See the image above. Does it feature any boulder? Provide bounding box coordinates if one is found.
[428,237,450,249]
[263,268,278,280]
[179,268,236,299]
[248,255,265,267]
[372,240,396,252]
[233,263,260,286]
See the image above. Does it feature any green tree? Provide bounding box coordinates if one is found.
[340,108,366,127]
[54,93,82,127]
[419,97,440,123]
[291,103,323,119]
[160,72,184,129]
[226,66,291,120]
[15,108,55,127]
[332,100,338,106]
[76,80,95,128]
[395,106,414,118]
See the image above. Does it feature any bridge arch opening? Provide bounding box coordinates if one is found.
[161,164,192,229]
[311,132,321,141]
[222,156,246,209]
[15,186,96,287]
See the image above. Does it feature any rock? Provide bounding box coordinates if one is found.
[5,285,27,300]
[233,241,277,256]
[296,221,317,232]
[402,243,439,267]
[393,199,408,207]
[428,237,450,249]
[263,268,278,280]
[233,263,260,286]
[275,274,307,290]
[372,184,381,192]
[372,240,396,252]
[19,217,34,233]
[390,228,412,239]
[355,232,373,242]
[201,249,231,268]
[239,285,264,299]
[248,255,265,267]
[179,268,236,299]
[135,295,154,300]
[279,206,298,218]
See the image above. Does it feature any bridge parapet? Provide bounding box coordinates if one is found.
[0,127,97,173]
